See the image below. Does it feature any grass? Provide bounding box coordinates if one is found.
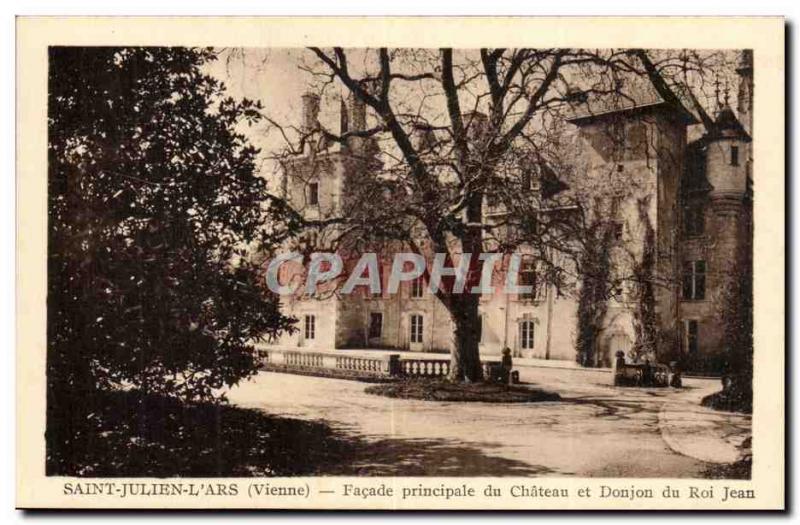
[46,388,357,477]
[364,378,561,403]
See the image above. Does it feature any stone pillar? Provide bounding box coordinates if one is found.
[385,354,401,376]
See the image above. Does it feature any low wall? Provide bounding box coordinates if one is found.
[256,347,501,381]
[257,348,399,379]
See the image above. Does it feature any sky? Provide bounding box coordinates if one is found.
[203,48,745,182]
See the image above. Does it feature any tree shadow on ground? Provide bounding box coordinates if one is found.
[334,436,556,476]
[47,388,553,477]
[558,396,663,421]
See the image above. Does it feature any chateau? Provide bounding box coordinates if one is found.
[268,52,753,373]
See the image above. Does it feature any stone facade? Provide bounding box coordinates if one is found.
[268,54,753,373]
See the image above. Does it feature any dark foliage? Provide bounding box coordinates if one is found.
[365,378,561,403]
[47,46,294,406]
[701,378,753,414]
[702,437,752,479]
[575,224,613,366]
[46,389,355,477]
[630,199,658,362]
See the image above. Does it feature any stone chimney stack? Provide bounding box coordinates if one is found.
[348,93,367,132]
[462,111,488,143]
[301,92,320,132]
[412,123,437,152]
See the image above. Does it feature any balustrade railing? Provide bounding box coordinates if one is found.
[399,359,450,378]
[256,346,506,381]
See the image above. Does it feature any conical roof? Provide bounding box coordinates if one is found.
[709,105,751,142]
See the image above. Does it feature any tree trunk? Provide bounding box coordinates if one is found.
[448,294,483,382]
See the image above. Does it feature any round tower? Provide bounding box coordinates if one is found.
[703,103,752,348]
[705,105,751,218]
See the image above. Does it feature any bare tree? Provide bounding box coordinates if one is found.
[261,47,736,381]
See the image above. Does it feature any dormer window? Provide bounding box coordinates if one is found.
[611,221,624,241]
[730,145,739,167]
[308,181,319,205]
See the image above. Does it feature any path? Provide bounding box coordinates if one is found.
[227,366,750,477]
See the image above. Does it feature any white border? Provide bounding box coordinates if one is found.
[4,3,795,523]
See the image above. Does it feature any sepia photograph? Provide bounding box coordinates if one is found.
[45,43,755,479]
[15,16,785,510]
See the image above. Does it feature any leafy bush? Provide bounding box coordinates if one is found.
[47,47,294,403]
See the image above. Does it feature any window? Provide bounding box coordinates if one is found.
[521,169,533,191]
[304,315,316,340]
[730,145,739,167]
[411,275,424,298]
[523,213,540,236]
[684,320,699,354]
[410,314,424,344]
[519,258,537,301]
[519,320,534,350]
[369,312,383,339]
[611,221,624,241]
[308,182,319,205]
[683,203,705,237]
[682,260,706,300]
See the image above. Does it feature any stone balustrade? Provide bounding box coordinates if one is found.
[257,347,398,378]
[400,359,450,378]
[256,346,509,382]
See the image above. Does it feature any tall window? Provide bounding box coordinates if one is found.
[682,260,706,300]
[369,312,383,339]
[411,275,424,298]
[410,314,424,344]
[684,203,705,237]
[730,145,740,166]
[519,320,535,350]
[684,320,699,354]
[304,315,316,340]
[519,258,537,301]
[308,182,319,205]
[521,169,533,191]
[611,221,624,241]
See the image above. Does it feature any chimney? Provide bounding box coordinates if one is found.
[462,111,488,143]
[412,122,437,152]
[339,97,349,135]
[301,92,320,132]
[348,92,367,132]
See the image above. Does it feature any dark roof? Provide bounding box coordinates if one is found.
[708,106,751,142]
[566,101,698,127]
